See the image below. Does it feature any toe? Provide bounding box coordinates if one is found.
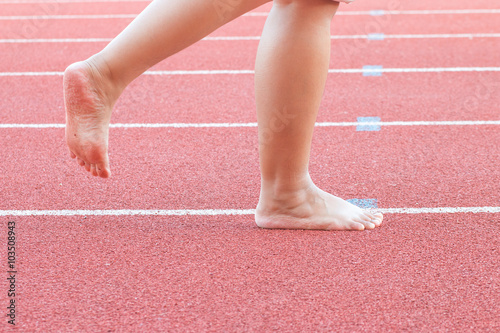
[96,164,110,178]
[90,164,98,177]
[357,219,376,230]
[84,161,91,172]
[363,211,377,220]
[372,213,383,226]
[359,212,375,224]
[70,151,76,159]
[348,221,365,231]
[365,222,376,230]
[77,157,85,166]
[361,211,383,228]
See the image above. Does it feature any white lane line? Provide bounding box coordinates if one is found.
[3,33,500,43]
[315,120,500,127]
[377,207,500,214]
[0,14,137,20]
[0,37,258,43]
[0,0,150,3]
[2,120,500,129]
[1,0,495,14]
[329,67,500,74]
[377,33,500,39]
[0,38,113,43]
[377,9,500,15]
[1,9,500,20]
[144,70,256,75]
[1,67,500,77]
[247,9,500,16]
[0,71,63,76]
[0,209,255,216]
[329,33,500,40]
[1,206,499,216]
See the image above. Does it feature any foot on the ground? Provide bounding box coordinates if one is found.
[256,182,383,230]
[63,57,120,178]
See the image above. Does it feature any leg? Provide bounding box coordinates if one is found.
[64,0,270,177]
[254,0,383,230]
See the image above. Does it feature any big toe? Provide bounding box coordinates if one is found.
[96,164,111,178]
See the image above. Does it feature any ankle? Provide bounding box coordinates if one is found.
[258,174,317,210]
[85,53,125,102]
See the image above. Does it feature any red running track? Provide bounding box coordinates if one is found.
[13,214,500,331]
[2,72,500,124]
[1,12,499,39]
[2,126,500,210]
[1,0,499,331]
[3,37,500,72]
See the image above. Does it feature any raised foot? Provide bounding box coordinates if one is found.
[255,184,383,231]
[64,59,116,178]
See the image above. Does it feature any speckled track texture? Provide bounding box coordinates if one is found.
[0,0,499,331]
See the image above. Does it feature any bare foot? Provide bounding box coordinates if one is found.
[255,181,383,230]
[63,58,120,178]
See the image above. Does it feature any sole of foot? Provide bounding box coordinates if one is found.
[63,59,115,178]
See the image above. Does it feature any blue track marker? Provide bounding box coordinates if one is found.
[347,199,378,209]
[356,116,381,131]
[367,33,385,41]
[362,65,383,76]
[370,10,385,16]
